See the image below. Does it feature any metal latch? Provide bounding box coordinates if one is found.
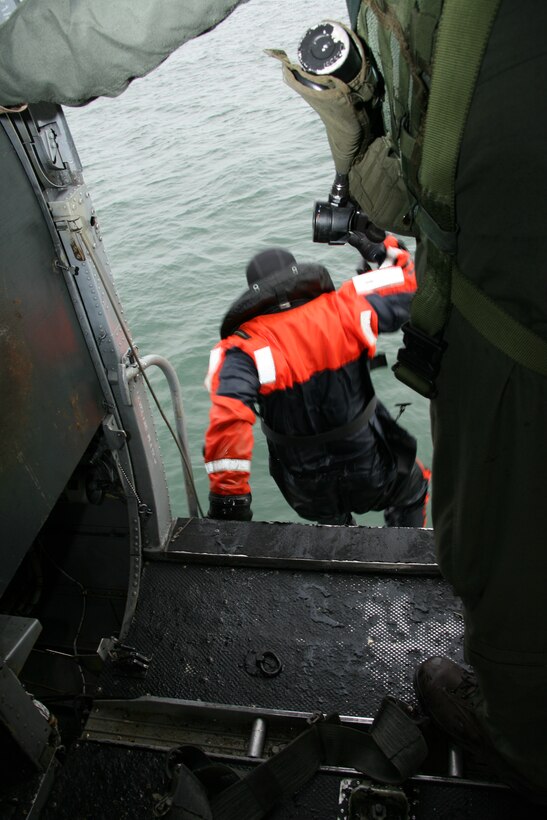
[97,637,151,677]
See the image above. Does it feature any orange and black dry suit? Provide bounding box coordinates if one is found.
[204,238,429,525]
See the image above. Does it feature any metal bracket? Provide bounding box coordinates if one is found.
[97,637,151,677]
[107,361,133,406]
[48,186,89,225]
[339,779,410,820]
[101,414,127,452]
[49,187,103,262]
[43,125,66,171]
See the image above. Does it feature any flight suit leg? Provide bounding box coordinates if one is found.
[427,0,547,794]
[431,309,547,794]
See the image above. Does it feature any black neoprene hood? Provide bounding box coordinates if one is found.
[246,248,297,286]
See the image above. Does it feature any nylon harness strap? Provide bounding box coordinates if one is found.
[419,0,502,236]
[451,268,547,377]
[411,0,501,351]
[210,698,427,820]
[260,396,377,447]
[404,0,547,388]
[406,0,501,351]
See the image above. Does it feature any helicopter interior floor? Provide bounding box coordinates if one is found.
[32,519,547,818]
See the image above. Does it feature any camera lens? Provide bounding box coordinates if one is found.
[298,22,362,84]
[313,202,334,243]
[313,201,355,244]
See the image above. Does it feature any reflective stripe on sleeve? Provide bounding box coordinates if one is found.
[360,309,377,348]
[254,346,276,385]
[205,459,251,475]
[352,266,404,295]
[204,347,223,392]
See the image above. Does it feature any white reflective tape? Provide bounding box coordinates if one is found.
[381,247,401,267]
[254,346,276,385]
[352,266,404,295]
[204,459,251,475]
[204,347,223,392]
[360,309,377,348]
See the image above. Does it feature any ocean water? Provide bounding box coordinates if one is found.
[65,0,432,525]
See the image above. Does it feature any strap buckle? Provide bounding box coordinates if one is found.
[392,322,447,399]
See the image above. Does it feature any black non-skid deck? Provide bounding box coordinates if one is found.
[164,516,438,567]
[98,560,462,715]
[93,520,455,714]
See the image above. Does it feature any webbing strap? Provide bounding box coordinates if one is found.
[419,0,502,230]
[409,0,502,341]
[261,396,377,447]
[211,698,427,820]
[452,267,547,377]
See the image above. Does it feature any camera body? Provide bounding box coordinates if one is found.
[312,172,386,265]
[312,200,373,245]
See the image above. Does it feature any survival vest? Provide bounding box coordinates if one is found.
[272,0,547,398]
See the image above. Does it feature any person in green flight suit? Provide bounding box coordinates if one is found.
[275,0,547,803]
[350,0,547,803]
[411,0,547,802]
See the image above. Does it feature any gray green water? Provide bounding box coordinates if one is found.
[65,0,432,526]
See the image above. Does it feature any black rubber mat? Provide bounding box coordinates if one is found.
[98,559,463,717]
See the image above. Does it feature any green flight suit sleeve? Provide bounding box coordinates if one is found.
[0,0,249,106]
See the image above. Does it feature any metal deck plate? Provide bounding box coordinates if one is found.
[98,559,463,716]
[163,517,439,567]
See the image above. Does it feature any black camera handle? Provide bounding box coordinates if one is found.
[328,173,387,264]
[348,230,386,266]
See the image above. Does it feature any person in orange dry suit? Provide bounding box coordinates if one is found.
[203,235,429,526]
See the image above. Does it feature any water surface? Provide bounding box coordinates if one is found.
[65,0,432,525]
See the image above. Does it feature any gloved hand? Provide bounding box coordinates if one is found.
[381,234,414,278]
[207,493,253,522]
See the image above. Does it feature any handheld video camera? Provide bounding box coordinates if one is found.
[312,173,386,264]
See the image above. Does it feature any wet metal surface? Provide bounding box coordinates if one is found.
[99,560,463,716]
[166,517,438,566]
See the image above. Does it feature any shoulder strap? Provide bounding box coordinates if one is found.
[451,267,547,377]
[410,0,502,349]
[418,0,502,241]
[392,0,547,397]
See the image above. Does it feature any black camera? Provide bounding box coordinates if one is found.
[312,172,385,251]
[312,175,386,265]
[312,200,373,245]
[313,200,387,267]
